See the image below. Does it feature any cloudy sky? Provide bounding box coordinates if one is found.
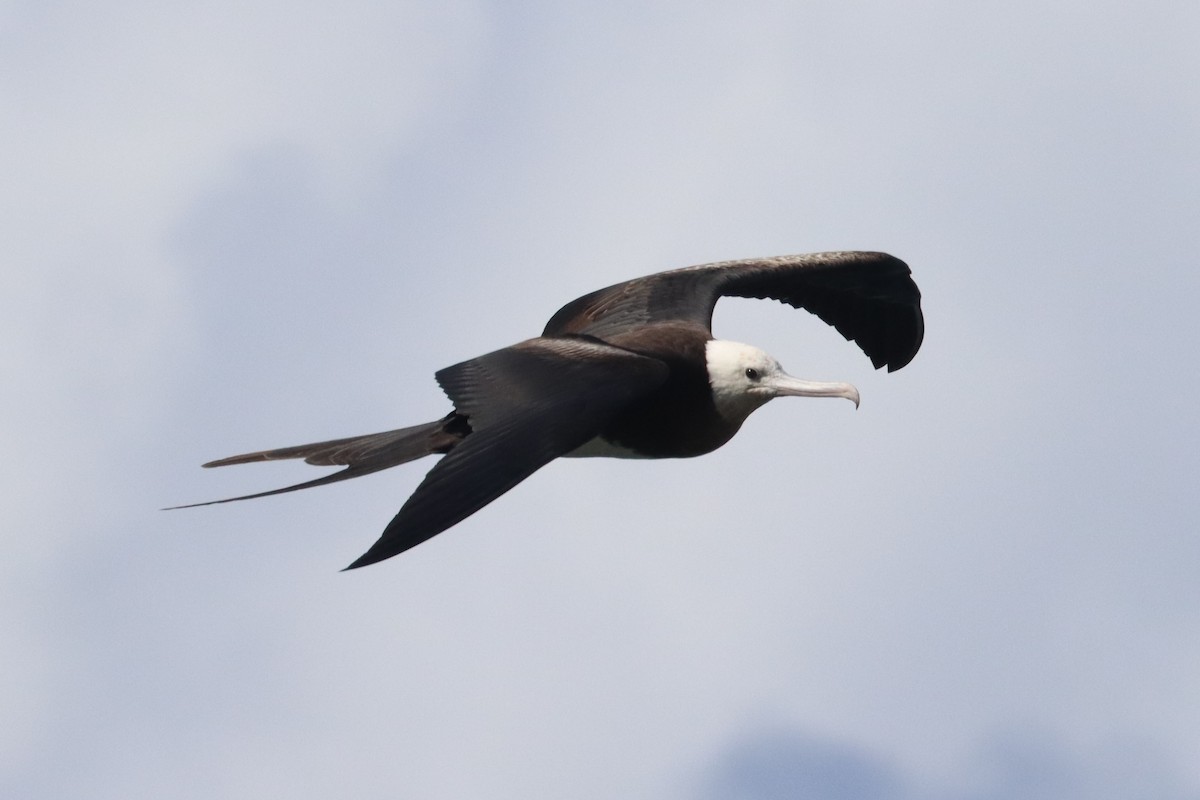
[4,2,1199,798]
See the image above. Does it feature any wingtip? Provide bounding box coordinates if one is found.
[342,535,418,570]
[883,340,922,372]
[341,552,379,571]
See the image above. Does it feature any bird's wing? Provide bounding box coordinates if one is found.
[344,337,669,569]
[542,251,923,372]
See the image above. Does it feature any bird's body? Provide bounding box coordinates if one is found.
[180,251,923,569]
[567,322,732,459]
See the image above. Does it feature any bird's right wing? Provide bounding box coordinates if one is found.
[344,337,668,569]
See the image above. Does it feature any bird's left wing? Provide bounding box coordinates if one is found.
[543,251,923,372]
[344,337,668,569]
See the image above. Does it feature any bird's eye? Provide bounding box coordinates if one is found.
[745,367,760,381]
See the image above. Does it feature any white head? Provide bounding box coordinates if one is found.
[704,339,861,424]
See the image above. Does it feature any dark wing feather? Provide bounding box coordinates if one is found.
[543,251,923,371]
[718,253,924,371]
[344,338,668,569]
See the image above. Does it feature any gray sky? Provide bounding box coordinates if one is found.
[4,2,1199,798]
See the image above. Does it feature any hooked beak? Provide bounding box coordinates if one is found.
[766,374,861,408]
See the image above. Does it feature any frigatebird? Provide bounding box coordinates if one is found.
[179,251,923,569]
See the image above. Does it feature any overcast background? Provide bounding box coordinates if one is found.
[4,2,1199,798]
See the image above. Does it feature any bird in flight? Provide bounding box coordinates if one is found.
[177,251,923,569]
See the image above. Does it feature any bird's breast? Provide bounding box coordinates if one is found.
[577,371,741,459]
[564,436,652,459]
[568,323,742,459]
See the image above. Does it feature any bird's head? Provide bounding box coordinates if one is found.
[705,339,860,423]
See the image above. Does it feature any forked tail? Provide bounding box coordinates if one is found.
[167,413,468,509]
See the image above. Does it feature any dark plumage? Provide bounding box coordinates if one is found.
[175,251,923,569]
